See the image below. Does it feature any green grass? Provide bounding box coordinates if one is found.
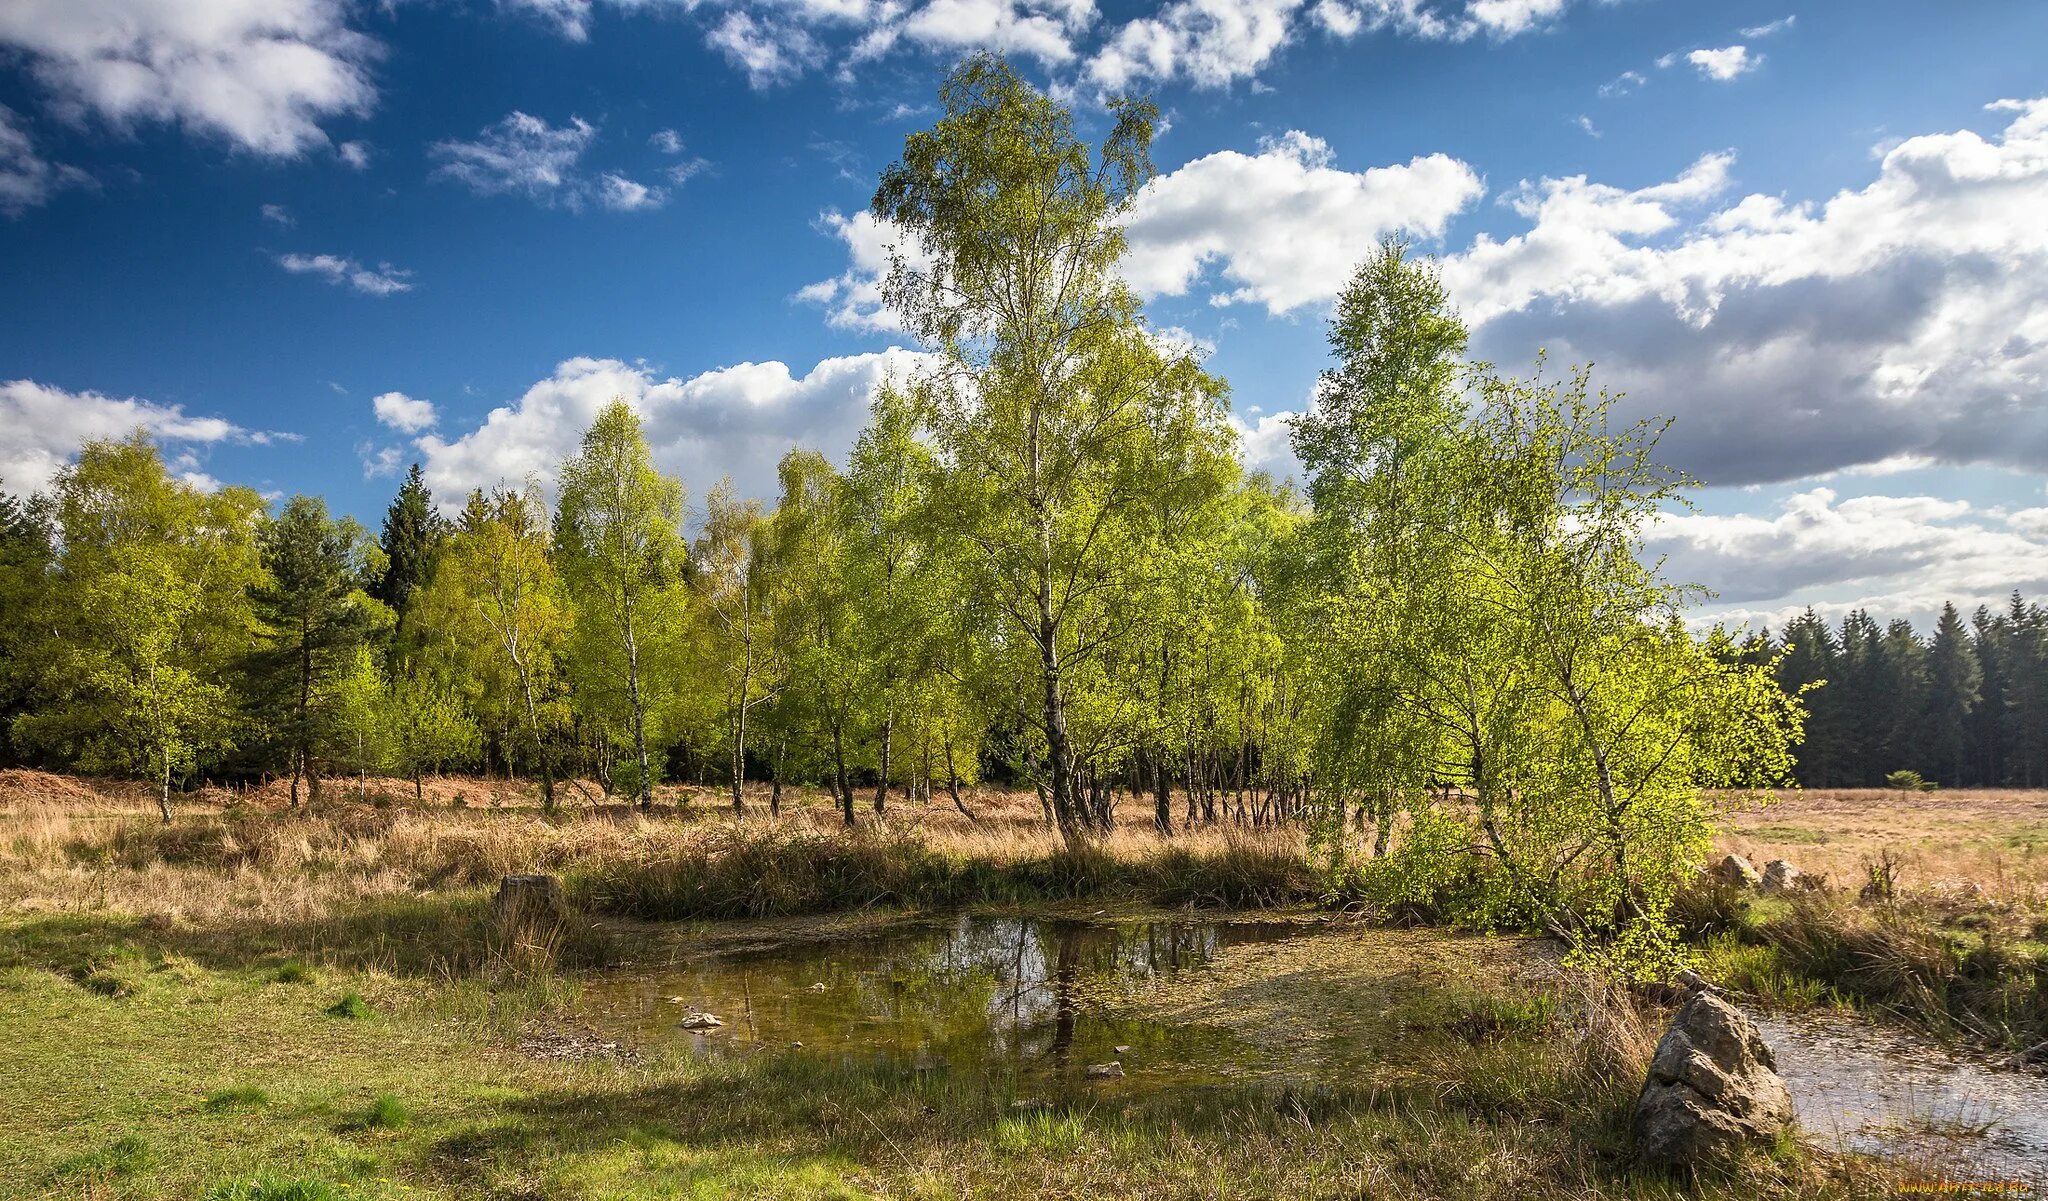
[324,991,375,1020]
[204,1086,270,1112]
[0,915,1897,1201]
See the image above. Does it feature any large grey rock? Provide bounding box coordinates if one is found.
[1707,855,1762,889]
[493,873,570,935]
[1759,860,1801,894]
[1633,980,1794,1165]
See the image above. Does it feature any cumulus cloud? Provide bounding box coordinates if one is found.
[1085,0,1296,91]
[803,131,1483,326]
[709,12,823,88]
[1651,488,2048,630]
[277,252,414,296]
[0,378,276,495]
[795,209,926,332]
[336,139,371,169]
[0,105,90,215]
[431,111,665,211]
[1438,97,2048,484]
[0,0,378,157]
[1120,130,1485,313]
[1684,45,1759,81]
[372,391,438,434]
[414,349,935,510]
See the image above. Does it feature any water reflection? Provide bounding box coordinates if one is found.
[581,914,1299,1083]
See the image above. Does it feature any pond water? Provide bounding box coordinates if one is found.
[577,910,2048,1179]
[579,912,1305,1092]
[1760,1011,2048,1184]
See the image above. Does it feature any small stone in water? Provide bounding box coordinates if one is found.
[1113,1045,1131,1055]
[807,982,828,992]
[679,1012,724,1030]
[1085,1062,1124,1079]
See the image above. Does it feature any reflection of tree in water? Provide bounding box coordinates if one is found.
[648,916,1270,1072]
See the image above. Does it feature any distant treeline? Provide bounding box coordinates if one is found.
[1722,599,2048,790]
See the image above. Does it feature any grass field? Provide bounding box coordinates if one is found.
[3,770,2034,1199]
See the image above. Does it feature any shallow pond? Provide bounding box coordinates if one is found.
[1761,1012,2048,1184]
[579,912,1306,1092]
[576,910,2048,1180]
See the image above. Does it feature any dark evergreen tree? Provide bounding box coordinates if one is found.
[1776,609,1841,785]
[247,496,384,806]
[374,463,445,630]
[0,486,55,766]
[1924,602,1979,786]
[2002,593,2048,787]
[1877,618,1929,779]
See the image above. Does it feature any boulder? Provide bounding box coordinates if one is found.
[1759,860,1800,894]
[1633,978,1794,1166]
[1707,855,1762,889]
[493,874,570,935]
[678,1011,725,1031]
[1084,1062,1124,1079]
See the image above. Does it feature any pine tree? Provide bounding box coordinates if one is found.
[375,464,445,644]
[1776,609,1840,785]
[1924,602,1979,786]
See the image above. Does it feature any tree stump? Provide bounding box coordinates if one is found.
[493,874,570,940]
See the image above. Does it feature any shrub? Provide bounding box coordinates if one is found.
[1884,769,1937,792]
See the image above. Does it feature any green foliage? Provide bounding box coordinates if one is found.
[324,991,375,1020]
[206,1177,343,1201]
[363,1092,412,1129]
[1884,769,1937,791]
[556,400,690,807]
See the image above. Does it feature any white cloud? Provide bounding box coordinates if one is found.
[597,171,667,211]
[796,209,928,332]
[503,0,1585,91]
[0,105,89,215]
[1598,68,1645,99]
[432,111,597,205]
[260,203,292,226]
[708,12,822,88]
[277,252,413,296]
[0,378,270,495]
[360,443,403,478]
[0,0,378,158]
[336,140,371,169]
[372,391,438,434]
[502,0,597,40]
[1739,15,1794,39]
[428,111,668,212]
[1436,97,2048,484]
[1119,130,1486,313]
[415,349,936,510]
[1685,45,1759,82]
[1574,114,1599,138]
[1651,488,2048,630]
[650,128,685,154]
[1084,0,1294,91]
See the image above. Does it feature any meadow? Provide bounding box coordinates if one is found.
[6,771,2045,1200]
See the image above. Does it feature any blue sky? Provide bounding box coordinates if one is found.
[2,0,2046,631]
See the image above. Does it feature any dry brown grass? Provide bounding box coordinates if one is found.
[0,769,1309,929]
[1713,787,2048,911]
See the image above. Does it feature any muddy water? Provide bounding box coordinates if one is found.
[1760,1012,2048,1183]
[578,910,2048,1178]
[580,913,1303,1090]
